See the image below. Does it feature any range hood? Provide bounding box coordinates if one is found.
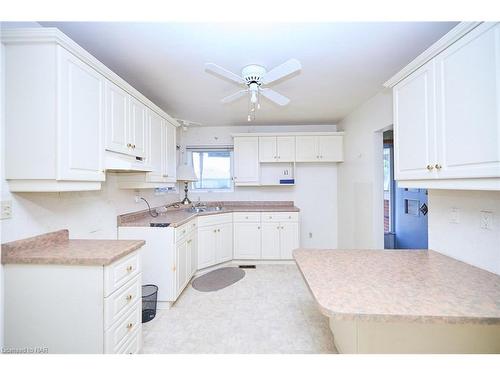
[105,151,153,172]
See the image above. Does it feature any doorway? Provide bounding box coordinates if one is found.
[383,130,428,249]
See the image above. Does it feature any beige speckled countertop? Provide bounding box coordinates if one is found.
[293,249,500,324]
[118,201,300,228]
[1,230,145,266]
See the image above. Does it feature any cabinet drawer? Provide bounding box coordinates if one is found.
[197,213,233,227]
[233,212,261,222]
[104,251,141,297]
[261,212,299,222]
[104,301,141,354]
[104,274,141,329]
[117,329,142,354]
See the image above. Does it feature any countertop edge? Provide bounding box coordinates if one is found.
[293,249,500,326]
[2,240,145,266]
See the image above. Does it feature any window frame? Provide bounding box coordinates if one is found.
[187,146,234,193]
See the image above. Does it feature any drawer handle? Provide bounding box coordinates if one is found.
[288,216,291,219]
[127,323,133,330]
[126,265,133,272]
[126,294,133,301]
[187,239,192,244]
[245,216,249,219]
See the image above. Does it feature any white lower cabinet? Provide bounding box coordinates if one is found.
[174,228,197,299]
[260,222,299,259]
[233,222,262,259]
[4,249,143,354]
[197,215,234,270]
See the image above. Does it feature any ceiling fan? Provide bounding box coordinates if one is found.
[204,59,302,121]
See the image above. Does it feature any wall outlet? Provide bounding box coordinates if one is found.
[449,207,460,224]
[1,200,13,219]
[134,195,141,203]
[480,210,494,230]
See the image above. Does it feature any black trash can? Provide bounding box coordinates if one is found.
[142,284,158,323]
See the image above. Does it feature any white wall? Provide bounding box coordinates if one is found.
[337,90,393,249]
[178,124,339,249]
[429,190,500,275]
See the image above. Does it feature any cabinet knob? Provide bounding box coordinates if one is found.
[127,323,133,330]
[126,265,133,272]
[257,226,260,229]
[133,144,136,149]
[435,164,442,170]
[426,164,434,171]
[126,294,133,301]
[277,226,280,230]
[127,143,132,148]
[214,229,217,233]
[217,229,220,232]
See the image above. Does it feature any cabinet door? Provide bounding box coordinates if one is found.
[279,222,299,259]
[129,97,147,159]
[175,240,188,296]
[259,137,277,162]
[147,110,166,183]
[105,81,130,155]
[393,60,437,180]
[261,223,281,259]
[276,136,296,162]
[233,223,261,259]
[318,136,343,162]
[234,137,260,185]
[295,136,319,162]
[57,47,105,181]
[216,223,233,263]
[197,226,217,269]
[435,22,500,179]
[165,121,177,182]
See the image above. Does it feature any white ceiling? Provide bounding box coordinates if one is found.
[41,22,457,126]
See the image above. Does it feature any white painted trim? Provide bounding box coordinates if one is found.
[383,22,483,88]
[232,131,344,137]
[1,27,180,127]
[396,178,500,191]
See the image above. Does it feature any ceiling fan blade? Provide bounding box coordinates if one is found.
[205,63,245,85]
[260,88,290,106]
[221,90,248,104]
[261,58,301,85]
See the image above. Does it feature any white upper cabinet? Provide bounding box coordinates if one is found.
[129,97,148,159]
[4,42,105,192]
[391,22,500,189]
[146,110,166,183]
[259,137,277,162]
[318,135,344,162]
[2,28,178,191]
[295,136,318,162]
[394,60,437,180]
[296,135,343,162]
[57,47,106,182]
[434,23,500,179]
[105,82,130,155]
[234,137,260,185]
[259,136,295,162]
[165,121,177,182]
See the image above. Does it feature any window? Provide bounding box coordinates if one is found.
[189,148,233,191]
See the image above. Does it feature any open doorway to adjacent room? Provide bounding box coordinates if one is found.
[383,130,428,249]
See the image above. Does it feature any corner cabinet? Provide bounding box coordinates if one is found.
[2,27,179,192]
[389,22,500,190]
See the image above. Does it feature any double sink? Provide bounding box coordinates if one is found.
[149,205,223,227]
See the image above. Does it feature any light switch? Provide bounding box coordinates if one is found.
[480,210,494,230]
[449,207,460,224]
[1,200,12,219]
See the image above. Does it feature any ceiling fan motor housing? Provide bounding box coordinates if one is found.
[241,64,267,86]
